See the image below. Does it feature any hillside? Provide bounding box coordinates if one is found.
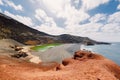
[0,13,109,45]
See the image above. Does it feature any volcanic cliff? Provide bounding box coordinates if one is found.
[0,13,109,45]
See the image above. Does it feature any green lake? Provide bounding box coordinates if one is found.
[31,43,62,52]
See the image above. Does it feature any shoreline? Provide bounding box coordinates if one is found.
[0,39,120,80]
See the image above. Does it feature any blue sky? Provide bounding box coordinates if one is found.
[0,0,120,42]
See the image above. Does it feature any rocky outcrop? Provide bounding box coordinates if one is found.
[62,51,104,66]
[62,51,120,80]
[0,50,120,80]
[10,45,42,64]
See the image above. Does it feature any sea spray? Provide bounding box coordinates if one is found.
[80,44,93,52]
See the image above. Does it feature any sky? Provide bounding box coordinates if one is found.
[0,0,120,42]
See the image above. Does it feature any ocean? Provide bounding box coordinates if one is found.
[84,42,120,65]
[33,43,120,65]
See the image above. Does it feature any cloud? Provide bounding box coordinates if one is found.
[58,5,90,26]
[80,23,103,33]
[65,22,103,36]
[86,32,120,42]
[34,3,90,35]
[117,4,120,10]
[35,9,50,23]
[35,9,56,27]
[65,11,120,42]
[32,0,111,30]
[102,23,120,32]
[4,11,34,26]
[35,9,65,35]
[42,0,66,13]
[35,25,65,35]
[30,0,120,42]
[31,0,110,27]
[89,14,107,23]
[34,0,90,28]
[89,12,120,33]
[4,0,23,11]
[81,0,110,11]
[73,24,120,42]
[72,0,80,8]
[0,0,3,5]
[108,11,120,23]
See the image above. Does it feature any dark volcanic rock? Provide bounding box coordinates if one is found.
[73,50,104,60]
[11,53,28,58]
[57,34,110,45]
[0,13,55,45]
[0,13,110,45]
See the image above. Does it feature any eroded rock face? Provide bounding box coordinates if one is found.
[10,45,42,64]
[62,58,74,66]
[73,50,104,60]
[11,52,28,58]
[62,50,104,66]
[0,50,120,80]
[62,50,120,80]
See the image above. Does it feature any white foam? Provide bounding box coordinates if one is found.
[79,44,93,52]
[29,56,41,64]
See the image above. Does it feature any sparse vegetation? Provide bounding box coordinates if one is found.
[25,40,40,45]
[1,28,11,33]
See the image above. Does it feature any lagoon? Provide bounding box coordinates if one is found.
[31,43,120,65]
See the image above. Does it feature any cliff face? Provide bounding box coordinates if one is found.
[0,13,54,45]
[0,13,109,45]
[57,34,97,44]
[0,50,120,80]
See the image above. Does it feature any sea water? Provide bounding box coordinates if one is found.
[84,43,120,65]
[32,43,120,65]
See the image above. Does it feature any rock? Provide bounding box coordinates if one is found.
[11,52,28,58]
[73,50,104,60]
[62,50,103,66]
[10,45,42,64]
[0,50,120,80]
[62,58,74,66]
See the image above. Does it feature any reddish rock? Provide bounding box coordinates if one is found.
[62,58,75,66]
[0,51,120,80]
[73,50,104,60]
